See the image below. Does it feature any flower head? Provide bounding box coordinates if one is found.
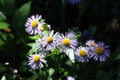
[37,23,51,35]
[67,0,81,5]
[57,32,78,51]
[86,40,96,47]
[75,46,91,63]
[25,15,41,35]
[90,42,110,62]
[36,30,58,50]
[66,76,75,80]
[28,53,47,69]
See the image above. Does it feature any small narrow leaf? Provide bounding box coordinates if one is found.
[0,12,7,21]
[74,32,81,38]
[27,42,39,48]
[28,35,40,40]
[1,76,6,80]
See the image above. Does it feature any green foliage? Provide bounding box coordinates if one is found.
[0,12,6,21]
[19,1,31,17]
[28,35,40,40]
[0,0,15,15]
[12,1,31,28]
[0,22,9,29]
[48,68,55,77]
[26,42,40,55]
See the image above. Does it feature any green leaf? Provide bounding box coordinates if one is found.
[26,42,39,55]
[48,68,55,77]
[27,48,36,55]
[47,77,52,80]
[42,23,51,31]
[11,1,31,29]
[1,76,6,80]
[67,49,75,63]
[27,42,39,48]
[19,1,31,17]
[10,2,31,44]
[111,52,120,60]
[0,22,9,29]
[74,32,81,38]
[28,35,40,40]
[0,12,6,21]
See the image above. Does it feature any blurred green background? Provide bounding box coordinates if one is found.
[0,0,120,80]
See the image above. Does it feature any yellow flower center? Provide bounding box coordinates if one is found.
[95,47,104,54]
[90,42,95,46]
[31,21,38,28]
[39,24,44,31]
[46,36,53,43]
[33,54,40,62]
[79,50,87,57]
[62,38,71,46]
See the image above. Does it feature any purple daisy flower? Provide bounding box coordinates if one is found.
[75,46,91,63]
[57,32,78,51]
[90,42,110,62]
[36,30,58,50]
[25,14,41,35]
[66,76,75,80]
[28,53,47,70]
[67,0,81,5]
[86,40,96,47]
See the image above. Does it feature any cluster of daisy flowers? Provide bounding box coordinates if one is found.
[25,14,110,70]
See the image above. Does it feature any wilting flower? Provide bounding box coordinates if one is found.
[67,0,81,5]
[57,32,78,51]
[66,76,75,80]
[4,27,11,33]
[75,46,91,63]
[90,42,110,62]
[28,53,47,69]
[36,30,58,50]
[25,14,41,35]
[86,40,96,47]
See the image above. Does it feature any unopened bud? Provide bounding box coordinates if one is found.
[13,69,18,74]
[4,62,10,66]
